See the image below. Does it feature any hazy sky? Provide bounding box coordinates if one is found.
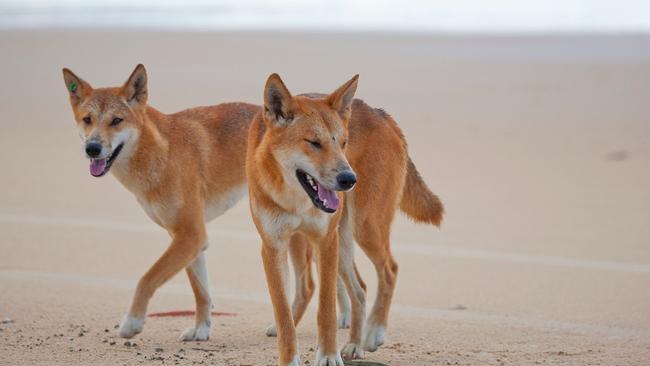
[1,0,649,32]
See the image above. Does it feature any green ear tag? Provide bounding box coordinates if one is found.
[69,82,76,93]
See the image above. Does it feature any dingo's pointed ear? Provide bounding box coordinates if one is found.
[264,73,294,126]
[327,74,359,120]
[121,64,148,108]
[62,68,92,105]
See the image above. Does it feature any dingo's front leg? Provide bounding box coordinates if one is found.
[118,221,206,339]
[314,230,343,366]
[262,240,299,366]
[266,234,315,338]
[338,212,367,360]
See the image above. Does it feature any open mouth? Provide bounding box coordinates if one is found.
[89,143,124,177]
[296,170,340,213]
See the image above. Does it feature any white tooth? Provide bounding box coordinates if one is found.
[323,199,327,205]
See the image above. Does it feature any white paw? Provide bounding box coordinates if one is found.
[362,323,385,352]
[117,315,144,338]
[337,311,351,329]
[284,354,300,366]
[265,323,277,337]
[315,348,344,366]
[179,320,211,341]
[341,343,364,360]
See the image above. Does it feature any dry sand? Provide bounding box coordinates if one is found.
[1,30,650,365]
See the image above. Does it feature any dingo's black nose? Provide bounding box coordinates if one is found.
[85,142,102,158]
[336,171,357,190]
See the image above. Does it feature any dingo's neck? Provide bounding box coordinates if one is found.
[111,106,170,196]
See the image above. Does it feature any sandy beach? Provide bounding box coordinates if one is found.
[1,30,650,365]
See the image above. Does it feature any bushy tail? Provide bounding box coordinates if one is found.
[399,157,444,226]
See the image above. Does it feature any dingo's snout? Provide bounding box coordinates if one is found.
[336,170,356,191]
[85,141,103,158]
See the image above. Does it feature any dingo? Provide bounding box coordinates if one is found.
[246,74,443,365]
[62,64,259,341]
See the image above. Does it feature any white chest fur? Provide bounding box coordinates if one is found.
[253,201,332,245]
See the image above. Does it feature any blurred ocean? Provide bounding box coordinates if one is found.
[0,0,649,33]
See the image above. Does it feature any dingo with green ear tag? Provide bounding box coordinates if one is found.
[62,64,259,341]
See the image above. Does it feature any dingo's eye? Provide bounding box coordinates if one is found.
[82,116,91,125]
[305,139,322,149]
[111,117,123,126]
[342,141,347,148]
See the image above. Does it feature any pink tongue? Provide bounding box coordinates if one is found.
[317,182,340,211]
[89,158,107,177]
